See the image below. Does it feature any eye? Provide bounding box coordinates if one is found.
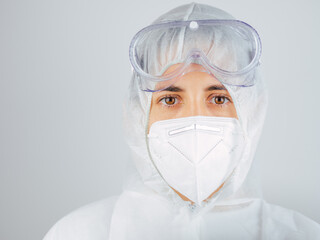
[211,96,230,105]
[159,96,178,106]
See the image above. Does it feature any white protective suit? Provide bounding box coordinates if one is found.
[43,3,320,240]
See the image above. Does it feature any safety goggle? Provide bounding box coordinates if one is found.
[129,19,262,92]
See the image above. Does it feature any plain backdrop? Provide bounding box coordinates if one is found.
[0,0,319,239]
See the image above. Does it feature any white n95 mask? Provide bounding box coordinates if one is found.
[147,116,246,205]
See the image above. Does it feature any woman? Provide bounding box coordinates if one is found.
[44,3,320,239]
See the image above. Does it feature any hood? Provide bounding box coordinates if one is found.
[122,2,268,211]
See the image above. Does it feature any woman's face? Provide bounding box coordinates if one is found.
[148,63,238,131]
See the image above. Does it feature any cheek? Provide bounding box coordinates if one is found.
[225,104,238,119]
[148,101,182,132]
[207,103,238,118]
[148,102,168,133]
[224,100,238,119]
[231,105,238,119]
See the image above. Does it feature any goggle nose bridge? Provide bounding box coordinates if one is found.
[183,48,216,73]
[185,48,208,60]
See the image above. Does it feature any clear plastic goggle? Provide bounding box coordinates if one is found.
[129,19,262,92]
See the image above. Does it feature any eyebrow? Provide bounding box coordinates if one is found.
[205,84,227,91]
[160,84,227,92]
[161,86,184,92]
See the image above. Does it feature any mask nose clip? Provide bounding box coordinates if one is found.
[168,123,222,136]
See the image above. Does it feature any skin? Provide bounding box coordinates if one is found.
[148,63,238,203]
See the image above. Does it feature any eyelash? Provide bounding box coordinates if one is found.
[208,94,232,105]
[158,94,232,107]
[158,95,180,107]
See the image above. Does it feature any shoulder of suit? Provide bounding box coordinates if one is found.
[43,195,119,240]
[260,200,320,238]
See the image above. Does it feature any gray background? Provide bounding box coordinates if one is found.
[0,0,319,239]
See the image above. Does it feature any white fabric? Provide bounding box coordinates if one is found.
[148,116,246,205]
[43,3,320,240]
[43,197,320,240]
[43,196,118,240]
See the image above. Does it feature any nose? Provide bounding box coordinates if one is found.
[185,98,210,117]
